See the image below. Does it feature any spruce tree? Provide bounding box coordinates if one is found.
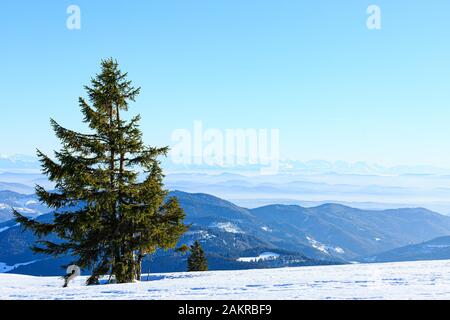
[14,58,187,284]
[187,241,208,272]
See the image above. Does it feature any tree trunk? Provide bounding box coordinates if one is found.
[136,253,144,281]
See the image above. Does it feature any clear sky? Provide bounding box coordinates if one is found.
[1,1,449,167]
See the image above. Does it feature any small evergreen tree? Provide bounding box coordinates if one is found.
[187,241,208,272]
[14,58,187,284]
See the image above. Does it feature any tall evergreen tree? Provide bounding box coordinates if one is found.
[187,241,208,272]
[14,58,187,284]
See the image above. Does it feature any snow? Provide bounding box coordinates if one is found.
[0,205,36,214]
[237,252,280,262]
[210,222,242,234]
[185,230,216,240]
[426,244,450,248]
[0,223,19,233]
[306,236,328,253]
[334,247,345,254]
[14,207,36,214]
[0,260,39,273]
[306,236,345,255]
[1,260,450,300]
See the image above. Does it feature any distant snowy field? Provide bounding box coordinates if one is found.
[1,260,450,300]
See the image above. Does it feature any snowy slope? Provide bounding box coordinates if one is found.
[1,260,450,300]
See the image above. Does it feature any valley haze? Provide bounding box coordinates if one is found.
[2,155,450,214]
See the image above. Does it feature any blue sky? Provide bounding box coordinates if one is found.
[1,1,449,167]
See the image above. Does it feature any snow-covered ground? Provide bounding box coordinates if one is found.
[1,260,450,300]
[237,252,280,262]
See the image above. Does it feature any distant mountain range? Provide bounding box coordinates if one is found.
[0,190,48,222]
[163,158,450,176]
[164,173,450,214]
[362,236,450,263]
[0,171,53,195]
[0,155,41,172]
[3,156,450,214]
[2,154,450,176]
[1,190,450,276]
